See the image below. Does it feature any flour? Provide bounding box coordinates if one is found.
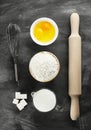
[29,51,60,82]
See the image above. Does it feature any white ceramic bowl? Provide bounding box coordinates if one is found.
[30,17,59,46]
[29,51,60,82]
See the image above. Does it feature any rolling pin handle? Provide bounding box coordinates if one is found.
[70,13,79,34]
[70,95,80,120]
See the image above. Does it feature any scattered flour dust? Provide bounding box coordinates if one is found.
[29,51,60,82]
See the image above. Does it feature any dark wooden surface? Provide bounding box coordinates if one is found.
[0,0,91,130]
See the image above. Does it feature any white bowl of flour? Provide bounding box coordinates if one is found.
[29,51,60,82]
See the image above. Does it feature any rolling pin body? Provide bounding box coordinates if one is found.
[69,13,82,120]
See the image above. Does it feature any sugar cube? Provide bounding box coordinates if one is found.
[15,92,21,99]
[12,98,19,105]
[16,102,24,111]
[20,99,28,107]
[20,94,27,99]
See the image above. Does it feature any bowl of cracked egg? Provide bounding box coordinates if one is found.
[30,17,59,46]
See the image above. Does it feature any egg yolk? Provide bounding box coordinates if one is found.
[33,21,56,43]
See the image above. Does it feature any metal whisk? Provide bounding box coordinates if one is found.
[6,23,21,86]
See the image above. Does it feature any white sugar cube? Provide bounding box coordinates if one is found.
[20,99,28,107]
[20,94,27,99]
[16,102,24,111]
[12,98,19,105]
[15,92,21,99]
[16,99,28,111]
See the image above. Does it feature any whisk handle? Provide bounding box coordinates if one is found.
[14,62,19,85]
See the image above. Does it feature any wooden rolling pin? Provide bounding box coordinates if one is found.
[68,13,82,120]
